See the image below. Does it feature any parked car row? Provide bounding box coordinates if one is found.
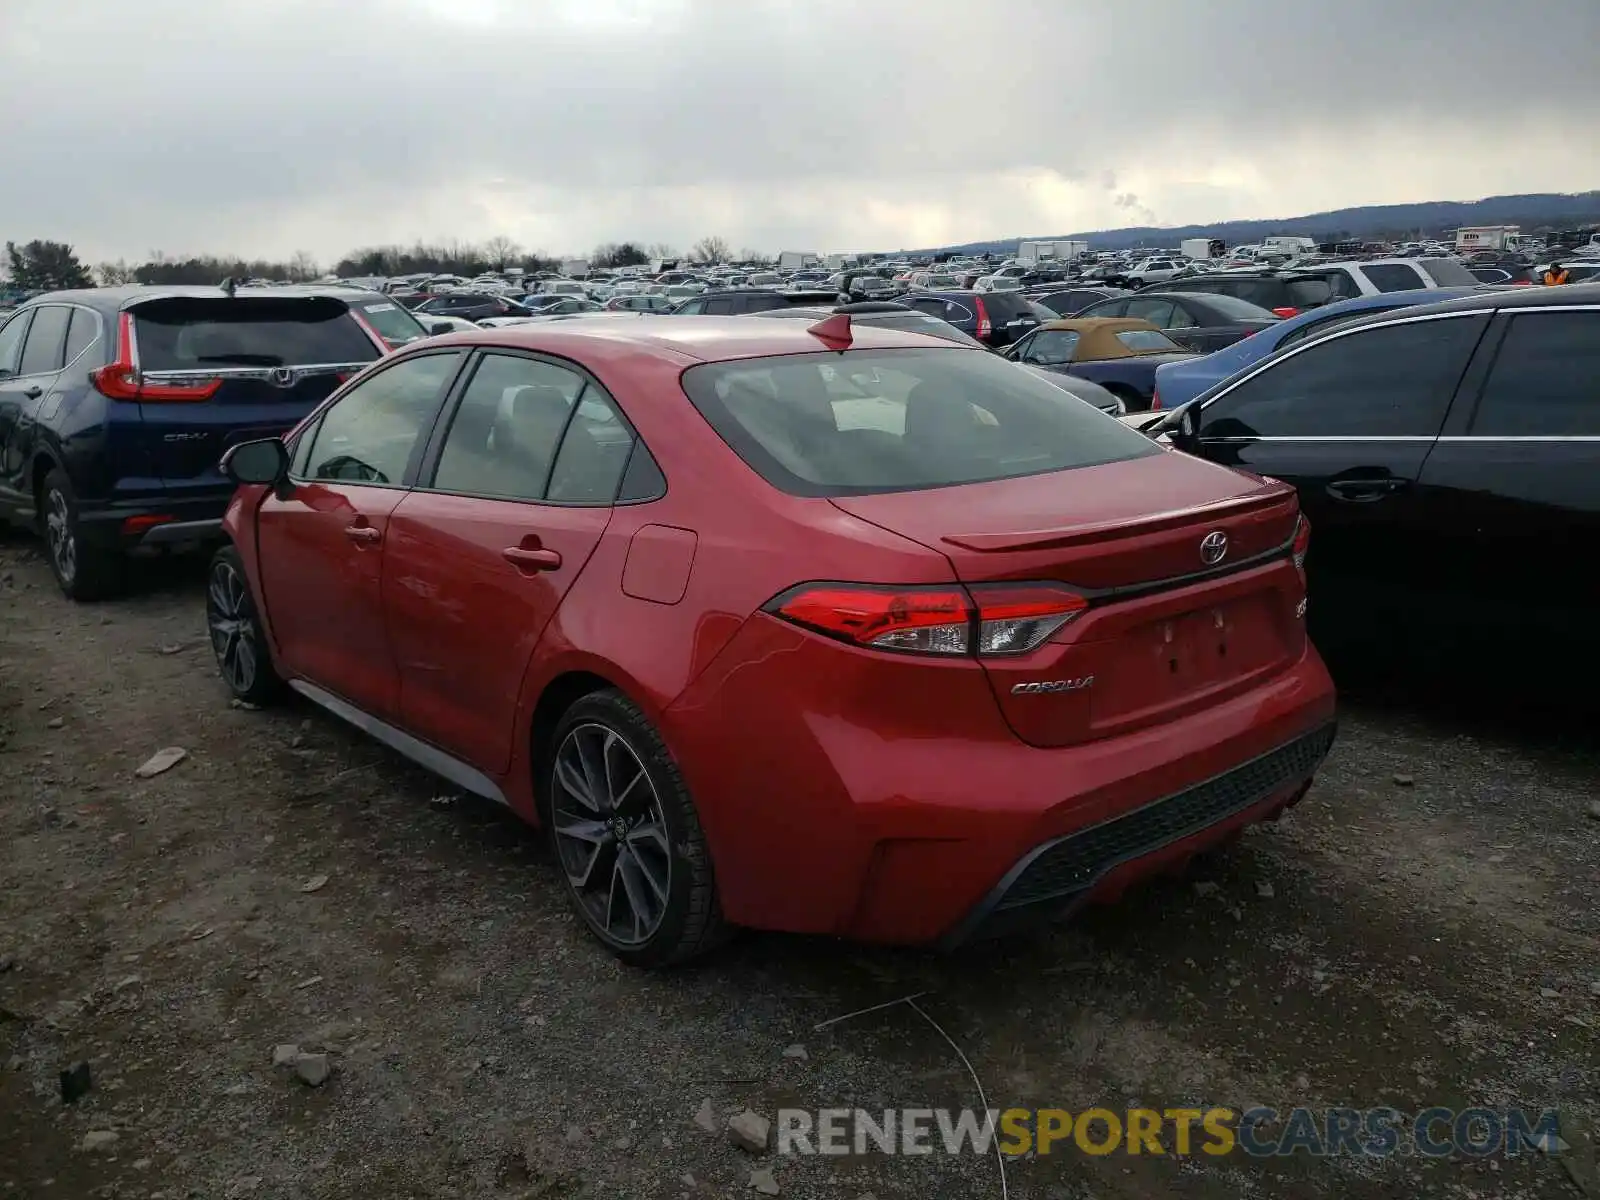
[1,275,1592,969]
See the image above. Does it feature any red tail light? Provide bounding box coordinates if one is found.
[972,295,992,340]
[90,313,221,403]
[765,582,1087,657]
[1272,306,1299,319]
[1292,514,1310,578]
[1150,386,1162,411]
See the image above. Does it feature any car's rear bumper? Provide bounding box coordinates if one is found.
[938,724,1333,947]
[77,493,231,552]
[664,619,1338,945]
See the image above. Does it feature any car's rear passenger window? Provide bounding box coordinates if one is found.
[1471,312,1600,436]
[18,306,70,375]
[546,392,636,504]
[63,308,99,365]
[432,354,583,501]
[431,353,639,506]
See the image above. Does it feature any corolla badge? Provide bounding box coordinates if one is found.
[1200,530,1229,565]
[1011,676,1094,695]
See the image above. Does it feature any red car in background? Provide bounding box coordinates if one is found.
[209,313,1336,966]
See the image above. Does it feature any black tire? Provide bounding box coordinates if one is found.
[205,545,285,705]
[39,467,125,601]
[542,689,727,968]
[1107,384,1148,413]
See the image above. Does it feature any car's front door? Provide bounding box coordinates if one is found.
[256,350,464,718]
[383,352,636,772]
[1188,312,1489,619]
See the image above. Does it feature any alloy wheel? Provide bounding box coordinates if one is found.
[207,561,258,693]
[551,722,672,947]
[44,489,75,586]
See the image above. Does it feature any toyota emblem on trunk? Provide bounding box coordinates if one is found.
[1200,530,1229,565]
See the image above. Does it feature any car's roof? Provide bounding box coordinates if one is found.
[24,283,388,310]
[415,312,967,366]
[1334,280,1600,325]
[1037,317,1179,361]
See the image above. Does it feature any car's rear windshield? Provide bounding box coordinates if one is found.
[975,293,1036,322]
[356,299,428,345]
[1195,293,1281,321]
[1115,329,1183,352]
[132,297,381,370]
[1284,277,1334,307]
[858,313,985,347]
[680,347,1160,498]
[1414,259,1478,287]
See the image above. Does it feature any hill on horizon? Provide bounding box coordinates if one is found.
[904,191,1600,256]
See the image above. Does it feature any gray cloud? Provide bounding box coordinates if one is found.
[3,0,1597,264]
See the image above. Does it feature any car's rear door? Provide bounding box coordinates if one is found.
[125,295,385,506]
[255,349,465,720]
[0,307,39,511]
[1189,311,1490,621]
[1415,305,1600,641]
[382,352,632,773]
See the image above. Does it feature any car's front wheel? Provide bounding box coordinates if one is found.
[543,690,727,968]
[206,546,284,705]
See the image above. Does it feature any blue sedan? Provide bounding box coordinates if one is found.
[1150,287,1483,411]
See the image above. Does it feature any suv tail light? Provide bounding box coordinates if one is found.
[1149,386,1162,411]
[765,582,1087,658]
[972,295,992,340]
[1272,306,1299,318]
[1292,515,1310,579]
[90,313,221,403]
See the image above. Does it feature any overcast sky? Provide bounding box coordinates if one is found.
[4,0,1597,266]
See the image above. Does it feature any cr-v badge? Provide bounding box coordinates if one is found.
[1012,676,1095,695]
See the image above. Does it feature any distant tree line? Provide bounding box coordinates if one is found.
[2,234,774,293]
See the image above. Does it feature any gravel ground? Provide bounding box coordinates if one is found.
[1,536,1596,1200]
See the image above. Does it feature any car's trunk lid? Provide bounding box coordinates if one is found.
[831,453,1305,747]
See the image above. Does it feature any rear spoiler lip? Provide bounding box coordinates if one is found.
[940,485,1296,553]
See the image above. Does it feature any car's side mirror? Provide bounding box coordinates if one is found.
[1151,402,1201,447]
[221,438,290,486]
[429,321,454,335]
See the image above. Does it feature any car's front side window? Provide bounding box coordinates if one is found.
[301,351,463,486]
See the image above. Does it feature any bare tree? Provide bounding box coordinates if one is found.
[738,248,773,266]
[690,235,732,264]
[646,242,677,263]
[287,250,320,282]
[484,235,521,270]
[95,260,138,286]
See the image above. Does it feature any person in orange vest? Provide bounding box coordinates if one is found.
[1543,261,1571,285]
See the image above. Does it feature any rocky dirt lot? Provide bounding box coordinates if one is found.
[1,535,1597,1200]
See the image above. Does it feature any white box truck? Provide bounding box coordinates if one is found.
[1018,239,1087,264]
[1181,238,1215,260]
[778,251,820,271]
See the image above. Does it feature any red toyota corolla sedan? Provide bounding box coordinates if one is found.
[209,313,1335,966]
